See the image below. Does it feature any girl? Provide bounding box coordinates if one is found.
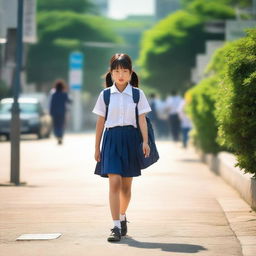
[92,53,151,242]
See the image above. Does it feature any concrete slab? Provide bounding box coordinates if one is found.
[16,233,62,241]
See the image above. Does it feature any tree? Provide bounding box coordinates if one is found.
[27,11,121,94]
[181,0,251,8]
[37,0,96,14]
[137,2,234,94]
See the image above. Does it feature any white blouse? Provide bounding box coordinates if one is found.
[92,83,151,128]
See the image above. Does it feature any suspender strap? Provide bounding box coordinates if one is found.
[103,88,111,121]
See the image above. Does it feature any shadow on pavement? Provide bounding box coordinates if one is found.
[119,237,207,253]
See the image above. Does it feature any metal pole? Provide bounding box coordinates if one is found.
[10,0,24,185]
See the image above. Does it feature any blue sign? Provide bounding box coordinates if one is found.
[69,52,84,90]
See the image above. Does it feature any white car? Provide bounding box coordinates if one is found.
[0,97,52,140]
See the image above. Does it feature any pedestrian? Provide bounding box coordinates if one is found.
[178,94,192,148]
[153,97,169,138]
[49,79,71,145]
[92,53,151,242]
[147,93,159,134]
[165,90,182,141]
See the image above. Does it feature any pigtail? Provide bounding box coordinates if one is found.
[130,71,139,88]
[105,72,112,88]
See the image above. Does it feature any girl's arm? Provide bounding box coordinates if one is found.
[94,116,105,162]
[138,114,150,157]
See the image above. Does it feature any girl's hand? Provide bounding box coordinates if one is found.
[94,148,101,162]
[142,142,150,158]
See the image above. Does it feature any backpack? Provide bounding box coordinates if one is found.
[103,87,159,169]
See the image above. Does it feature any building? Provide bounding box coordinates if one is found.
[155,0,181,20]
[94,0,108,16]
[0,0,37,91]
[191,41,224,84]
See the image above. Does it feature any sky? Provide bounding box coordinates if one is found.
[108,0,155,19]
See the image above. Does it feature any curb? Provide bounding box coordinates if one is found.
[198,151,256,210]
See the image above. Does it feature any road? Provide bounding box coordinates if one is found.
[0,134,255,256]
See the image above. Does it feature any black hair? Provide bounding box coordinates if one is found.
[170,90,178,96]
[105,53,139,88]
[53,79,67,92]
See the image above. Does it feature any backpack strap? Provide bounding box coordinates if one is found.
[103,88,111,121]
[132,87,140,104]
[132,87,140,128]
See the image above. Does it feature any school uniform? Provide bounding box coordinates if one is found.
[92,83,151,178]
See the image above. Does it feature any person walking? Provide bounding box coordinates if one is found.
[92,53,151,242]
[178,95,192,148]
[165,90,182,141]
[147,93,159,135]
[49,79,71,145]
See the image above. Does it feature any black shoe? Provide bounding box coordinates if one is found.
[107,226,121,242]
[121,217,128,236]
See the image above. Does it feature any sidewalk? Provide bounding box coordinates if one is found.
[0,134,256,256]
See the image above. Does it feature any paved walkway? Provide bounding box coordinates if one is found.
[0,134,256,256]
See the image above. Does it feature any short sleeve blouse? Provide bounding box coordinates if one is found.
[92,83,151,128]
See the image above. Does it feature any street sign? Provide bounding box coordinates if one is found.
[69,52,84,131]
[69,52,84,90]
[23,0,37,43]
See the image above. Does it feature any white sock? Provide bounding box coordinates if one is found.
[120,214,126,221]
[113,220,121,229]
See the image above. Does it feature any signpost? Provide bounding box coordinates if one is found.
[69,52,84,132]
[10,0,24,185]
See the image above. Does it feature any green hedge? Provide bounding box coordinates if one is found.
[215,29,256,176]
[187,76,221,154]
[188,29,256,176]
[186,43,229,154]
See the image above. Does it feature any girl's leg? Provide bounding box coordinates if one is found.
[108,174,122,242]
[108,174,122,220]
[120,177,133,215]
[182,128,190,148]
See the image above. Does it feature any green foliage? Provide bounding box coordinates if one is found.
[27,11,120,94]
[138,2,235,95]
[187,0,235,19]
[36,12,118,43]
[138,10,205,94]
[215,29,256,176]
[182,0,251,8]
[186,42,233,154]
[37,0,96,13]
[206,42,233,75]
[187,76,222,154]
[0,80,10,100]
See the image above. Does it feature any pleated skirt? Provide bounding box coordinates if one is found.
[95,125,142,178]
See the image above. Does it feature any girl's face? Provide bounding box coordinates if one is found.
[111,67,131,86]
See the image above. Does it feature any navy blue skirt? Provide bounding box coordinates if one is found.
[95,125,142,178]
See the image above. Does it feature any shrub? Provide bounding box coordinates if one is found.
[215,29,256,176]
[187,76,222,154]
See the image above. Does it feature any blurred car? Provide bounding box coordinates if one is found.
[0,97,52,140]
